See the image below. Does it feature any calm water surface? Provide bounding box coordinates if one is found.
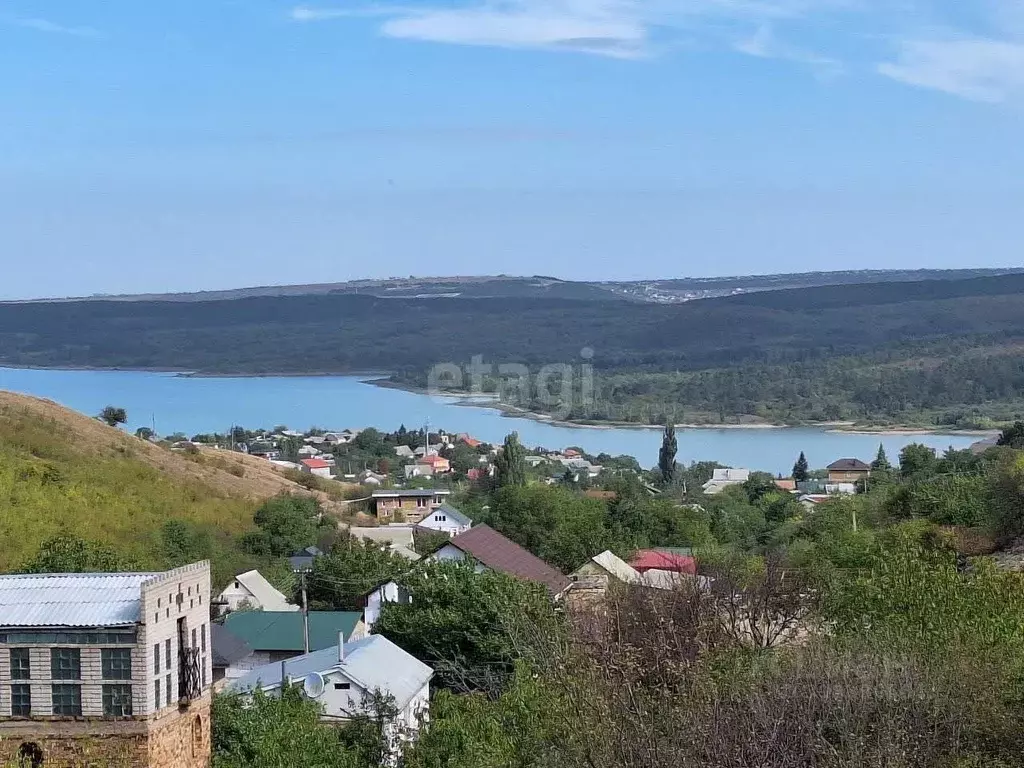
[0,368,978,474]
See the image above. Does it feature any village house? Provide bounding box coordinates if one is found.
[629,549,697,575]
[571,550,641,592]
[0,562,214,768]
[361,582,412,630]
[209,624,250,689]
[288,546,323,573]
[371,489,451,524]
[394,445,415,459]
[417,454,451,474]
[827,459,871,484]
[701,468,751,495]
[431,524,571,597]
[415,504,473,536]
[215,570,297,614]
[216,611,364,681]
[228,634,432,754]
[300,458,332,478]
[404,463,434,479]
[349,527,421,561]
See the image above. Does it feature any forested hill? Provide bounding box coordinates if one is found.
[2,272,1024,374]
[2,274,1023,426]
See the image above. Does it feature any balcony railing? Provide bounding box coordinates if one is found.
[179,646,202,705]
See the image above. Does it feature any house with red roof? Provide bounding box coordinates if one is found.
[300,458,332,479]
[629,549,697,575]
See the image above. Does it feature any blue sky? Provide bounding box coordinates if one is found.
[1,0,1022,299]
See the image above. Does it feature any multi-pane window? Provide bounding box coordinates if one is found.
[11,683,31,716]
[165,639,171,669]
[201,624,207,653]
[154,643,161,674]
[102,684,133,716]
[154,678,161,710]
[10,648,31,680]
[51,648,80,680]
[191,628,197,649]
[51,683,82,716]
[102,648,132,680]
[165,673,171,706]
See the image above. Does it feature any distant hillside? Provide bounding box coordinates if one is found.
[2,273,1023,427]
[11,268,1024,305]
[0,392,336,582]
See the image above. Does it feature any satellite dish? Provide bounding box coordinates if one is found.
[302,672,325,698]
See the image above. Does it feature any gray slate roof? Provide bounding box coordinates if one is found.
[228,634,433,710]
[211,623,252,667]
[0,573,159,628]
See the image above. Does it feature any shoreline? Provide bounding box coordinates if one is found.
[0,364,1002,437]
[372,380,998,437]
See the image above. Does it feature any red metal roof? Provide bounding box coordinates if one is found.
[629,550,697,575]
[301,458,330,469]
[447,525,570,595]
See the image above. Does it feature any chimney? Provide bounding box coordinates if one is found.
[338,632,345,663]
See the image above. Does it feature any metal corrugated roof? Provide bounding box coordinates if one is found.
[0,573,158,628]
[228,634,433,710]
[222,610,363,652]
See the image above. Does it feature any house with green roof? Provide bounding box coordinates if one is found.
[219,610,365,681]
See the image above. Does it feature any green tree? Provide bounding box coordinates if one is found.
[792,451,810,482]
[242,495,322,558]
[494,432,527,488]
[375,560,561,694]
[99,406,127,428]
[657,424,678,486]
[212,687,360,768]
[22,533,138,573]
[989,452,1024,544]
[996,421,1024,449]
[306,538,411,611]
[898,443,938,480]
[135,426,155,441]
[160,520,213,568]
[871,444,892,471]
[486,484,614,572]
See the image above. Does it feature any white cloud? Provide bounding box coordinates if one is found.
[878,37,1024,102]
[734,24,843,78]
[292,0,854,59]
[5,16,99,37]
[289,0,1024,102]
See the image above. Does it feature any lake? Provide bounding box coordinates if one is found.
[0,367,980,475]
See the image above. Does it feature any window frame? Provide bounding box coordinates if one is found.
[11,683,32,716]
[51,683,82,716]
[10,648,31,680]
[102,684,133,717]
[102,647,132,681]
[155,677,161,710]
[50,648,81,680]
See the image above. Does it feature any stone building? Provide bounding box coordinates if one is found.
[0,561,214,768]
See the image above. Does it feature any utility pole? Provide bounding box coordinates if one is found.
[300,570,310,654]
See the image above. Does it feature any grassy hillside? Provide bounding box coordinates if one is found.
[0,392,329,584]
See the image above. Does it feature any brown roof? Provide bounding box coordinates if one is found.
[584,490,618,501]
[827,458,870,471]
[447,525,570,595]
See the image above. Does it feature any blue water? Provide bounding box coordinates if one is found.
[0,368,979,475]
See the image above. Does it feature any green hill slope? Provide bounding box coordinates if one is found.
[0,392,310,584]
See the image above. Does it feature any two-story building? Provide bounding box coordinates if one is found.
[826,458,871,484]
[371,489,451,524]
[0,561,214,768]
